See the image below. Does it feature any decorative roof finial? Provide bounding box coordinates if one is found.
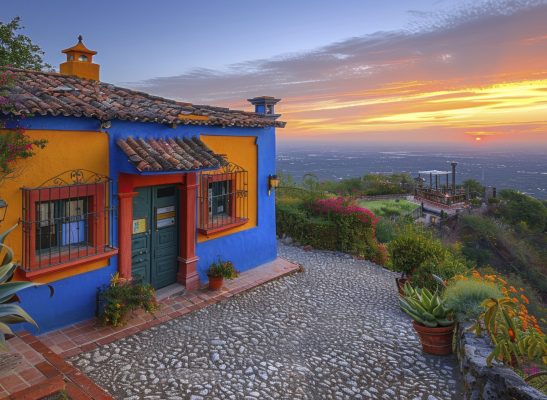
[78,35,83,43]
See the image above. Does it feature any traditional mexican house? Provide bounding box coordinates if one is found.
[0,37,284,333]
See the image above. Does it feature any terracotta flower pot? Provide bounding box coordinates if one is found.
[208,275,224,291]
[412,321,455,355]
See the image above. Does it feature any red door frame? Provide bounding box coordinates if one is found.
[118,172,200,290]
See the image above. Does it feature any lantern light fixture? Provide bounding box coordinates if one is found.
[268,174,280,196]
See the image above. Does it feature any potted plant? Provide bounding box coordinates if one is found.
[207,259,238,291]
[399,283,455,355]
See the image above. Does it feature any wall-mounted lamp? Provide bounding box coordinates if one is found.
[268,174,280,196]
[0,199,8,223]
[100,120,112,130]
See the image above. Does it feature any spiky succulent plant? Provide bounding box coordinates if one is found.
[399,283,454,328]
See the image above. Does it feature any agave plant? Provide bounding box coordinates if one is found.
[399,283,454,328]
[0,224,47,350]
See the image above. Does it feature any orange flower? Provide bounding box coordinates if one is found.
[509,286,518,294]
[520,294,529,304]
[511,297,519,304]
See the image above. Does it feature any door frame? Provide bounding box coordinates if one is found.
[117,172,200,290]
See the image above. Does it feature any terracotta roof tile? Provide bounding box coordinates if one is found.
[117,136,225,172]
[1,68,285,128]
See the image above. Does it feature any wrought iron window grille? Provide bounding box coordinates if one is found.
[198,162,248,234]
[20,169,117,272]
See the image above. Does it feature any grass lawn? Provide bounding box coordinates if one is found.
[358,199,419,218]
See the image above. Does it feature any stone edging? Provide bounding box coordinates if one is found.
[456,322,547,400]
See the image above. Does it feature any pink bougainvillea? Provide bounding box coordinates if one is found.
[311,197,378,226]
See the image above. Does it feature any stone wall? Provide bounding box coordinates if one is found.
[456,323,547,400]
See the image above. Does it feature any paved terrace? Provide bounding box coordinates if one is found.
[69,243,462,400]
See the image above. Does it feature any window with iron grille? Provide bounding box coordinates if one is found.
[198,163,248,235]
[21,170,117,273]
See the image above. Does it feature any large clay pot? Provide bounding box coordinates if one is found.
[208,275,224,291]
[412,321,455,355]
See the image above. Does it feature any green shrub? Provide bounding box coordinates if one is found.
[444,278,503,320]
[376,219,396,243]
[276,202,338,250]
[207,259,238,279]
[99,273,157,327]
[388,225,446,276]
[412,255,469,291]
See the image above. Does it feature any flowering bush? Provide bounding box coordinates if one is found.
[1,67,47,182]
[312,197,378,227]
[310,197,381,259]
[465,271,546,367]
[99,273,158,327]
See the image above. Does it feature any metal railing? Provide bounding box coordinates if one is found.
[198,163,248,233]
[20,170,116,272]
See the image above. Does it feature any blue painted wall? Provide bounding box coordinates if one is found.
[11,115,277,334]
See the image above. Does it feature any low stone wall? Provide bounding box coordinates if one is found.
[456,323,547,400]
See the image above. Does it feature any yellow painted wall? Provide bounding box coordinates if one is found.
[0,129,109,282]
[198,135,257,242]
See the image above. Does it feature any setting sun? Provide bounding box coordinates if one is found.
[475,137,482,141]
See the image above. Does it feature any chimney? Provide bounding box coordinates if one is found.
[60,35,99,81]
[247,96,281,120]
[451,162,458,194]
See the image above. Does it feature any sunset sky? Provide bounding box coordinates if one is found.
[2,0,547,148]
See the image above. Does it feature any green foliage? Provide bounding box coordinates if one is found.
[0,224,48,350]
[444,278,503,320]
[276,202,342,251]
[207,259,238,279]
[316,173,414,196]
[412,256,469,291]
[474,297,547,367]
[0,17,51,70]
[399,284,454,327]
[460,215,547,297]
[388,225,446,276]
[357,199,418,218]
[462,179,485,198]
[99,273,158,327]
[375,218,397,243]
[498,189,546,233]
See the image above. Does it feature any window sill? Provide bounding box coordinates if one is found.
[198,218,248,236]
[20,248,118,279]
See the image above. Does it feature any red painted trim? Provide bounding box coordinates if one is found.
[21,249,118,279]
[118,172,200,289]
[23,183,106,272]
[198,218,248,236]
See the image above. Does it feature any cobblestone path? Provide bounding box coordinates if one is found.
[70,243,463,399]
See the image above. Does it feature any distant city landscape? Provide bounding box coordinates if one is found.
[277,144,547,199]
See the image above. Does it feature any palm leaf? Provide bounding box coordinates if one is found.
[0,224,17,245]
[0,303,38,327]
[0,281,42,304]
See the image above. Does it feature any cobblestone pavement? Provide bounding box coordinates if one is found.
[70,243,463,399]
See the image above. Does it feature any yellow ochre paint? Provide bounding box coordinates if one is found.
[198,135,257,242]
[0,129,110,283]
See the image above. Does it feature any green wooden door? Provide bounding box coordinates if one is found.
[131,185,179,289]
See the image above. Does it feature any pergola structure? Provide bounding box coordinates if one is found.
[415,162,467,208]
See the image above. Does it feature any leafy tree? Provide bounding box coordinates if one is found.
[0,17,51,71]
[462,179,484,198]
[498,189,546,233]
